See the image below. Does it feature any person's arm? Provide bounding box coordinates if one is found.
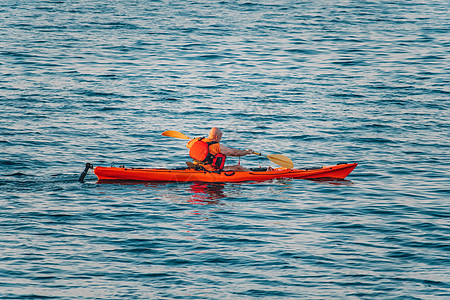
[219,145,253,157]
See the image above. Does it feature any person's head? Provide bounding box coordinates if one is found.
[208,127,223,142]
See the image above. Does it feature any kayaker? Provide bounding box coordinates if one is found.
[186,127,253,172]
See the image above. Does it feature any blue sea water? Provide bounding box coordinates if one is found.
[1,0,449,298]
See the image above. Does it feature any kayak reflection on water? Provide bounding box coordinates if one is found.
[188,182,226,205]
[308,178,354,186]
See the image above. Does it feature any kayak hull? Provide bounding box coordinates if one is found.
[93,163,357,183]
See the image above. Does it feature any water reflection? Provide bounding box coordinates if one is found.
[307,178,354,186]
[96,180,228,204]
[188,182,226,205]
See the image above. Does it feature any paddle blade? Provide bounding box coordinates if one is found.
[267,154,294,169]
[162,130,191,140]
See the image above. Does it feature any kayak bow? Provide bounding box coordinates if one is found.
[93,163,357,183]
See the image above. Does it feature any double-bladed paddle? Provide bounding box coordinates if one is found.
[162,130,294,169]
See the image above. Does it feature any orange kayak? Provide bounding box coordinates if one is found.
[93,163,357,183]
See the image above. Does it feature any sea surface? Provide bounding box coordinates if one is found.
[1,0,449,299]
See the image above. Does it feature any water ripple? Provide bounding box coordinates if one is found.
[1,0,449,299]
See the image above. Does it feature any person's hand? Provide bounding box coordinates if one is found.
[244,149,253,155]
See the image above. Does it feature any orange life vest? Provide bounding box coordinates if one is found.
[187,137,226,170]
